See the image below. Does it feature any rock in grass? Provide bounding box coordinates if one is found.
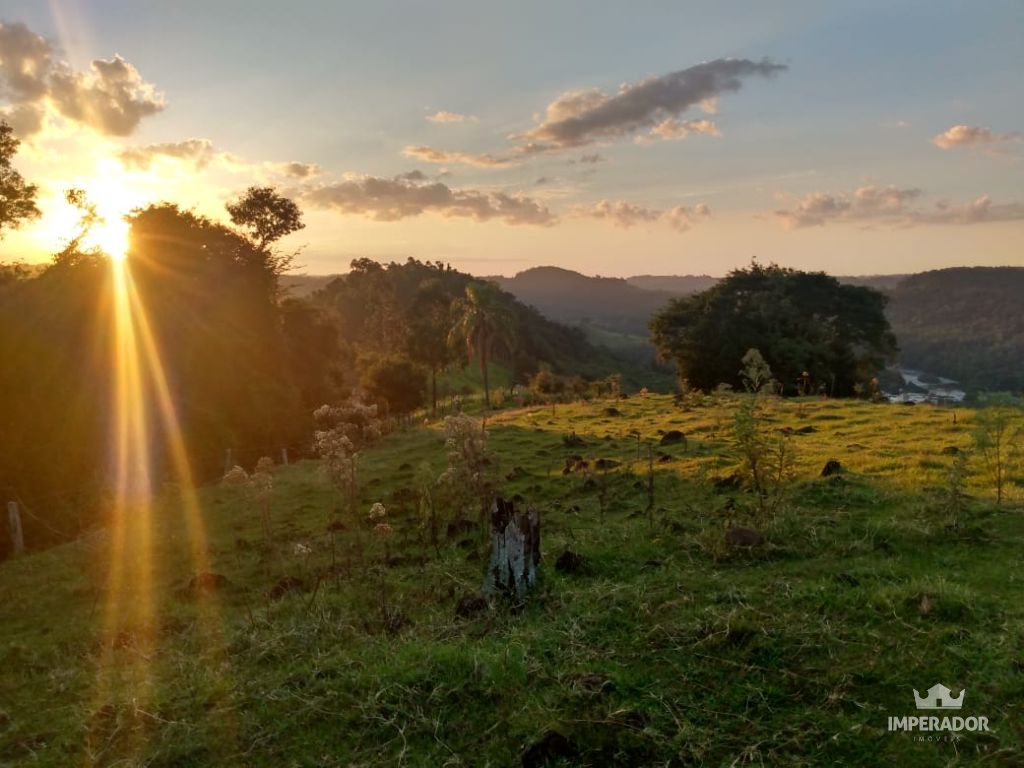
[455,594,488,618]
[268,576,304,599]
[185,572,229,596]
[659,429,686,446]
[521,730,577,768]
[554,549,587,574]
[562,432,585,447]
[601,406,622,417]
[941,445,961,455]
[713,473,741,491]
[724,526,763,548]
[821,458,843,477]
[594,458,620,470]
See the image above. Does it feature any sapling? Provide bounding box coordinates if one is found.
[972,395,1021,506]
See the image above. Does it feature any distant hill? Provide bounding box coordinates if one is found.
[625,274,719,294]
[488,267,676,336]
[281,274,339,297]
[887,267,1024,392]
[285,264,1024,395]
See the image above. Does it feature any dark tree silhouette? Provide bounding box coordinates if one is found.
[0,121,40,237]
[226,186,304,276]
[449,282,515,407]
[650,262,897,395]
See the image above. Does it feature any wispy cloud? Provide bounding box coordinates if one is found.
[303,174,555,226]
[774,184,1024,228]
[0,21,163,137]
[512,58,785,151]
[644,117,720,142]
[574,199,711,232]
[426,110,475,124]
[932,124,1019,150]
[401,144,516,168]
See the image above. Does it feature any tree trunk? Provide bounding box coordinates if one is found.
[431,366,437,418]
[478,328,490,407]
[482,496,540,600]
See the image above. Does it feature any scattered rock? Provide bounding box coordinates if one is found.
[522,731,578,768]
[713,473,741,491]
[846,443,868,450]
[268,576,304,599]
[657,453,674,463]
[455,594,488,618]
[562,432,585,447]
[506,466,529,481]
[941,445,961,455]
[554,550,587,574]
[796,425,816,434]
[725,526,763,548]
[601,407,622,417]
[903,401,916,407]
[594,458,621,470]
[185,572,229,596]
[563,455,588,474]
[446,518,476,539]
[821,459,843,477]
[660,429,687,446]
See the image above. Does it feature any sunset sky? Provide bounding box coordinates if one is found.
[1,1,1022,277]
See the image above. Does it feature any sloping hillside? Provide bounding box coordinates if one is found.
[1,395,1022,765]
[887,267,1024,392]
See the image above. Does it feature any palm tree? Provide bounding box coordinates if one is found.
[449,282,515,408]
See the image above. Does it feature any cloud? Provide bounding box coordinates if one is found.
[119,138,216,169]
[426,110,475,124]
[514,58,785,150]
[774,185,1023,228]
[932,124,1018,149]
[664,202,711,231]
[775,185,921,228]
[0,22,163,136]
[575,199,711,231]
[911,195,1024,225]
[303,174,555,226]
[274,161,321,178]
[646,117,720,141]
[577,199,661,228]
[402,144,516,168]
[0,21,164,136]
[48,55,164,136]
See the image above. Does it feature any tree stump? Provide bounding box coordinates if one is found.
[482,497,540,599]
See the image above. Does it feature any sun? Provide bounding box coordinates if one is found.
[85,214,130,261]
[38,159,145,261]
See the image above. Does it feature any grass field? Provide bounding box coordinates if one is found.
[2,394,1023,766]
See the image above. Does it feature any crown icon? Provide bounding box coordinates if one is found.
[914,684,965,710]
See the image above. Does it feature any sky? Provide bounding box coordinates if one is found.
[0,0,1022,277]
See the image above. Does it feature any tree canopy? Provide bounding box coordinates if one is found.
[650,262,897,395]
[0,121,40,237]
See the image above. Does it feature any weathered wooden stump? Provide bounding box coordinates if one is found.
[482,496,540,599]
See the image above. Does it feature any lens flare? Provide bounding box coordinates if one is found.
[87,257,235,760]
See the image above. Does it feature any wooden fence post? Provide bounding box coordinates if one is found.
[281,447,289,466]
[7,501,24,557]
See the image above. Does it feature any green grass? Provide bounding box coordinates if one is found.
[2,395,1023,766]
